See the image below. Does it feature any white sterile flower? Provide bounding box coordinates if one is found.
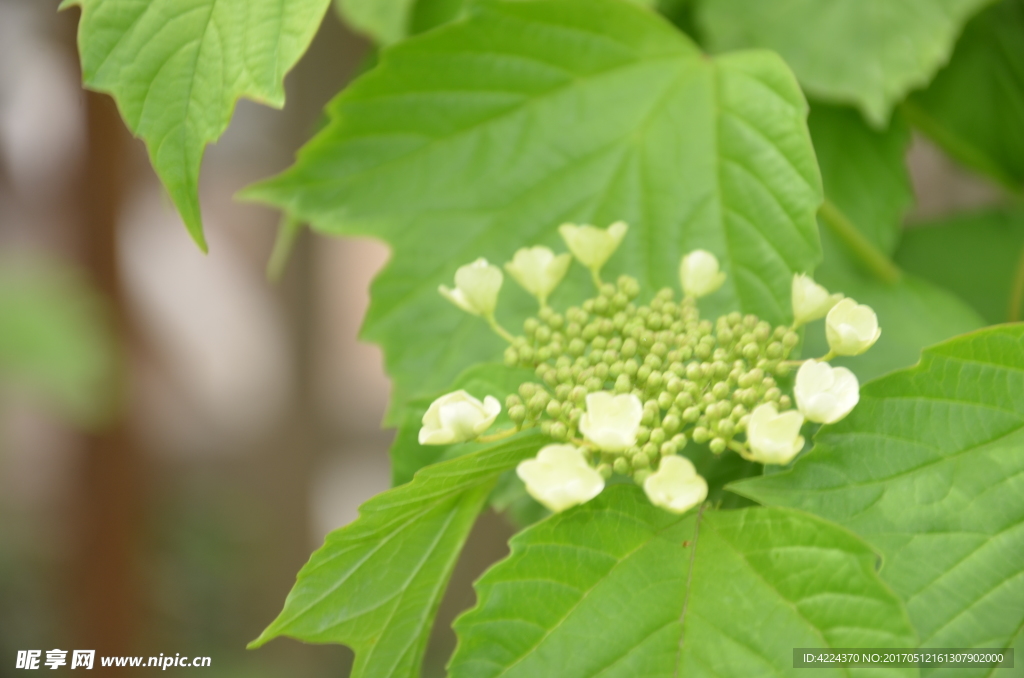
[794,359,860,424]
[418,390,501,445]
[746,403,805,465]
[504,246,572,305]
[679,249,726,298]
[558,221,628,272]
[825,298,881,356]
[643,455,708,514]
[516,444,604,513]
[791,273,843,326]
[438,258,503,317]
[578,391,643,452]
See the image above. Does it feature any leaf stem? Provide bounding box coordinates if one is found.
[1009,242,1024,322]
[818,199,901,285]
[590,268,603,290]
[266,213,304,281]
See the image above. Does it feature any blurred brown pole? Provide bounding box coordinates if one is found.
[72,84,143,655]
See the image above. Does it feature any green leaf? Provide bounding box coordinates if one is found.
[903,0,1024,191]
[696,0,994,127]
[805,102,985,382]
[249,432,544,678]
[809,104,913,259]
[0,259,116,427]
[733,325,1024,668]
[450,486,917,678]
[245,0,823,418]
[66,0,331,249]
[896,208,1024,325]
[336,0,418,45]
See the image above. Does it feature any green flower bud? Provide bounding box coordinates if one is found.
[662,414,681,435]
[683,406,701,422]
[624,360,639,377]
[518,345,534,363]
[671,433,687,447]
[570,385,588,403]
[783,331,800,348]
[766,342,783,359]
[529,391,550,412]
[647,371,664,390]
[621,337,638,358]
[509,405,527,424]
[649,427,667,445]
[556,366,572,383]
[765,387,781,402]
[603,349,618,364]
[718,328,734,344]
[548,313,565,330]
[555,383,572,401]
[660,441,678,457]
[568,338,586,357]
[657,391,674,410]
[692,426,711,443]
[594,362,609,380]
[675,392,694,409]
[651,341,668,358]
[637,365,652,384]
[636,425,651,445]
[717,419,735,437]
[709,437,727,454]
[614,373,631,394]
[598,463,613,479]
[632,451,651,469]
[731,404,747,419]
[779,395,792,410]
[712,382,730,399]
[546,400,563,418]
[550,421,568,440]
[612,457,631,476]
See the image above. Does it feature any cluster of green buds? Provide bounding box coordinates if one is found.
[420,221,881,516]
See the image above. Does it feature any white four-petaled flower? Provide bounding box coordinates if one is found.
[679,250,726,298]
[438,258,503,318]
[504,246,572,305]
[826,298,881,356]
[791,273,843,327]
[579,391,643,452]
[558,221,628,272]
[794,359,859,424]
[746,403,805,465]
[643,455,708,514]
[418,390,501,445]
[516,444,605,513]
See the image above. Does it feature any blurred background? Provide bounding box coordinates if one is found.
[0,0,1009,676]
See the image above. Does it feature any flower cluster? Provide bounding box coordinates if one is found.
[421,222,880,516]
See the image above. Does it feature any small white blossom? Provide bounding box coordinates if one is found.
[794,359,859,424]
[643,455,708,514]
[438,258,503,317]
[679,249,726,298]
[791,273,843,326]
[419,390,500,445]
[558,221,628,272]
[504,246,572,305]
[826,298,881,356]
[747,403,805,465]
[516,444,604,513]
[579,391,643,452]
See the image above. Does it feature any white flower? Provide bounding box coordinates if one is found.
[679,249,726,298]
[558,221,628,272]
[825,298,881,356]
[794,359,859,424]
[643,455,708,514]
[579,391,643,452]
[791,273,843,326]
[438,258,503,317]
[746,403,805,465]
[418,390,501,445]
[516,444,604,513]
[504,246,572,305]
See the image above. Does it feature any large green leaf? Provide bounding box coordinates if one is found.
[897,208,1024,325]
[66,0,331,249]
[450,486,917,678]
[733,325,1024,672]
[245,0,823,418]
[904,0,1024,191]
[696,0,994,127]
[805,103,984,382]
[249,432,544,678]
